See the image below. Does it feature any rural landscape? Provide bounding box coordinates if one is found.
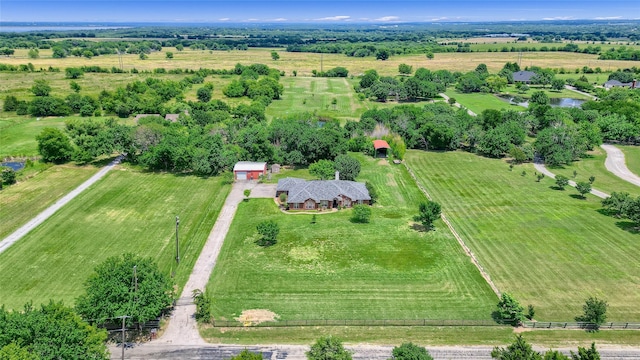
[1,8,640,360]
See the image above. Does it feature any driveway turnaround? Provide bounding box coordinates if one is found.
[0,155,123,255]
[601,144,640,187]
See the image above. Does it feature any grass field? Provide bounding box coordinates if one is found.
[405,150,640,322]
[4,48,640,77]
[548,147,640,197]
[443,90,526,114]
[201,325,640,346]
[0,163,99,239]
[206,155,496,322]
[617,145,640,177]
[501,85,594,100]
[1,116,68,158]
[265,77,365,122]
[0,167,230,310]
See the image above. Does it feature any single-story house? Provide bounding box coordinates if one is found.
[233,161,267,180]
[276,177,371,210]
[373,139,391,158]
[513,71,537,83]
[603,79,636,89]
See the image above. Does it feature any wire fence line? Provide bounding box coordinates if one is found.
[209,319,640,329]
[522,321,640,330]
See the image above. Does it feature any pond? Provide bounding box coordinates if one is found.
[1,162,25,171]
[497,95,586,109]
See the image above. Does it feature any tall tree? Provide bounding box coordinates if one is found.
[75,253,175,326]
[334,154,361,181]
[494,293,525,325]
[36,127,74,163]
[0,301,108,360]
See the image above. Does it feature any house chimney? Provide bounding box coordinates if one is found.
[335,171,340,180]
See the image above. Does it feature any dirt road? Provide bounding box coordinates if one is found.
[0,155,123,255]
[601,144,640,187]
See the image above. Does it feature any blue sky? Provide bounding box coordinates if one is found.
[1,0,639,23]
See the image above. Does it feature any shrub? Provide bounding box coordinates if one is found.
[351,204,371,223]
[192,289,212,323]
[494,293,525,325]
[256,220,279,246]
[575,297,608,330]
[307,336,352,360]
[1,168,17,186]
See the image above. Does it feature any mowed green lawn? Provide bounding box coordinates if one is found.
[617,145,640,178]
[406,150,640,321]
[548,147,640,197]
[207,155,497,321]
[444,90,526,114]
[266,77,365,122]
[0,167,230,310]
[0,116,67,158]
[0,164,99,239]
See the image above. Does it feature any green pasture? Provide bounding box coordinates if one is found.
[1,116,67,158]
[0,164,99,239]
[406,150,640,322]
[548,147,640,197]
[0,167,230,310]
[265,77,365,122]
[207,155,496,322]
[443,90,526,114]
[617,145,640,177]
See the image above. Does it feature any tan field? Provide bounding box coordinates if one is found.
[3,47,640,77]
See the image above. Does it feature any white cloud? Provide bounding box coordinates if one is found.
[542,16,573,20]
[431,17,449,21]
[375,16,400,22]
[594,16,622,20]
[218,18,230,21]
[315,15,350,21]
[272,18,287,22]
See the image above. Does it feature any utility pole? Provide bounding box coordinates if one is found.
[175,216,180,264]
[133,265,138,300]
[117,315,130,360]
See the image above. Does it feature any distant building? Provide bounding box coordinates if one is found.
[603,79,636,89]
[513,71,537,83]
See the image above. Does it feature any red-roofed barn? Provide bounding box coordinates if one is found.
[373,140,391,158]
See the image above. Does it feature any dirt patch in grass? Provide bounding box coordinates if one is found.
[235,309,279,326]
[378,159,389,166]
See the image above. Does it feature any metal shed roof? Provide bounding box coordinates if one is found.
[233,162,267,172]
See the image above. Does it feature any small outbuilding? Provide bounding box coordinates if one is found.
[233,161,267,181]
[373,140,391,158]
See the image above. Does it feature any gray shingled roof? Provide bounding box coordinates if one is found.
[513,71,536,82]
[277,178,371,203]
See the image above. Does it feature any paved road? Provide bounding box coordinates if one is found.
[111,343,640,359]
[153,182,277,346]
[533,160,609,199]
[601,144,640,187]
[0,155,123,255]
